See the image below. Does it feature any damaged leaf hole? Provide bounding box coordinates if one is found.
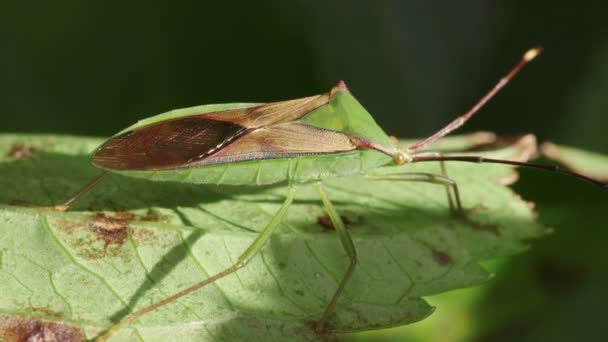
[7,144,36,159]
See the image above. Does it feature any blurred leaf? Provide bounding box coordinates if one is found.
[541,142,608,181]
[472,145,608,342]
[0,134,544,341]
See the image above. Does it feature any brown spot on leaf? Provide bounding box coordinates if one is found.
[51,210,168,260]
[7,144,36,159]
[89,213,130,248]
[0,315,85,342]
[433,250,452,266]
[317,213,356,231]
[52,213,130,260]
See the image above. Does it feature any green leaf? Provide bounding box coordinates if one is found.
[0,134,545,341]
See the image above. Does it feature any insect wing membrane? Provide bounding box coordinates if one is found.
[189,122,357,166]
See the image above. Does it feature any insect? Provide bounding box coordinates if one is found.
[11,47,607,341]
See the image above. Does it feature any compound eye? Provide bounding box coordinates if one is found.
[393,152,407,165]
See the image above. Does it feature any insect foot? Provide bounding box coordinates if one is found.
[308,320,331,339]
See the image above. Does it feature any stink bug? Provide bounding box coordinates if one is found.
[11,47,607,340]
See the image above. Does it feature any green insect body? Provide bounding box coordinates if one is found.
[96,86,396,186]
[299,88,397,170]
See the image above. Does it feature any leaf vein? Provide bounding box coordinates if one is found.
[126,232,203,320]
[39,215,144,337]
[179,230,236,311]
[22,255,75,319]
[221,237,246,290]
[303,241,339,283]
[382,242,415,304]
[259,250,309,316]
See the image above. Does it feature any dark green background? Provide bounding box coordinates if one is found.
[2,1,606,341]
[2,1,607,153]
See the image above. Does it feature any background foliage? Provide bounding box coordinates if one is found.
[1,1,607,340]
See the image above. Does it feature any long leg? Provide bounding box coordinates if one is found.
[96,185,297,342]
[367,172,463,214]
[313,183,357,334]
[407,151,461,214]
[11,171,111,212]
[369,171,505,234]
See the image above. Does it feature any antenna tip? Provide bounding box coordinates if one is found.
[523,47,543,62]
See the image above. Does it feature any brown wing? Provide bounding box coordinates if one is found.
[189,123,356,166]
[92,93,333,171]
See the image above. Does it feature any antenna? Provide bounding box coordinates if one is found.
[410,154,608,191]
[407,47,543,152]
